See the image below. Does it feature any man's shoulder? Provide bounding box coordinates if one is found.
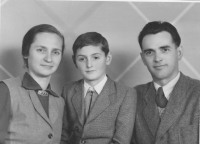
[108,77,133,92]
[180,73,200,89]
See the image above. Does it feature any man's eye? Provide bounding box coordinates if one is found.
[94,56,100,60]
[144,51,153,55]
[162,48,169,52]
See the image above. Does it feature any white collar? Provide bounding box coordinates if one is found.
[154,72,180,100]
[84,75,107,98]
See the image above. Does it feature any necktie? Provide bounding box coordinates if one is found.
[85,87,96,119]
[155,87,168,108]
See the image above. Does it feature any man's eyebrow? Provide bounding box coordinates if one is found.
[160,45,170,49]
[143,48,154,53]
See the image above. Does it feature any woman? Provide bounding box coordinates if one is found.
[0,24,65,144]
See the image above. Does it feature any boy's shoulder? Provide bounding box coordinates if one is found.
[63,79,83,89]
[107,76,134,93]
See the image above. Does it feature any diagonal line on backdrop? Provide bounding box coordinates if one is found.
[34,0,77,38]
[171,3,200,79]
[34,1,104,40]
[171,2,195,25]
[128,2,149,23]
[69,1,104,31]
[63,1,104,40]
[0,64,14,78]
[115,55,141,81]
[182,57,200,79]
[0,0,9,7]
[116,2,200,82]
[115,2,149,82]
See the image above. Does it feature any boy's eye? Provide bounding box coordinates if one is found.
[94,56,100,59]
[53,51,61,55]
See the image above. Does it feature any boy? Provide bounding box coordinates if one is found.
[132,21,200,144]
[61,32,137,144]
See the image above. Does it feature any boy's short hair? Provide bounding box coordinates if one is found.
[22,24,65,68]
[72,32,109,56]
[138,21,181,49]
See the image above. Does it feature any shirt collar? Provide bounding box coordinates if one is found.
[84,75,107,98]
[22,72,59,97]
[154,72,180,100]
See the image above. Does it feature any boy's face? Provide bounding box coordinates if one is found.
[74,45,112,86]
[27,32,63,79]
[140,31,182,86]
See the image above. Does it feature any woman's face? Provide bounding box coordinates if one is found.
[27,32,63,79]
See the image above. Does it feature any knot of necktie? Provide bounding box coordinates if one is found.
[155,87,168,108]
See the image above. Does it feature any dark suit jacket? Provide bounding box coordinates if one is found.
[61,76,137,144]
[131,72,200,144]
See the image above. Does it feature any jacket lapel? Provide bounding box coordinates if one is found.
[72,80,85,125]
[28,90,52,128]
[143,82,160,137]
[156,73,188,141]
[86,77,114,123]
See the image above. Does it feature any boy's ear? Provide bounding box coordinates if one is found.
[106,52,112,65]
[72,55,78,68]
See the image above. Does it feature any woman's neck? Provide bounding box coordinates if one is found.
[29,73,51,90]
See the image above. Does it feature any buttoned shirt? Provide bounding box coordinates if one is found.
[84,75,107,98]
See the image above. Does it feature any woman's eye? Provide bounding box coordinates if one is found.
[36,49,44,52]
[53,51,61,55]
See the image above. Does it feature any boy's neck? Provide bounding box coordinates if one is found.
[85,74,106,87]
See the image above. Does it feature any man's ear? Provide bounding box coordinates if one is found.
[106,52,112,65]
[72,55,77,68]
[177,45,183,60]
[140,52,147,66]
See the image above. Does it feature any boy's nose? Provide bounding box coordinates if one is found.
[86,59,93,68]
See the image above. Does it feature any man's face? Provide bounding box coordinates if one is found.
[27,32,63,79]
[141,31,182,86]
[74,45,112,86]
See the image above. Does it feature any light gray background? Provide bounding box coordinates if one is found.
[1,0,200,95]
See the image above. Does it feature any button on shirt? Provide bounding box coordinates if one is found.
[154,72,180,115]
[84,75,107,97]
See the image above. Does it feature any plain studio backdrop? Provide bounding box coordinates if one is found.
[1,0,200,95]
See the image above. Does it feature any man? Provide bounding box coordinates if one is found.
[61,32,137,144]
[132,21,200,144]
